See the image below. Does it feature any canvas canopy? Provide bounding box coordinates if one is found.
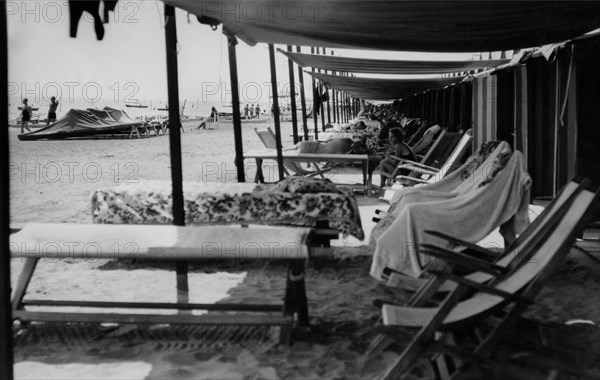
[307,72,463,100]
[278,50,509,75]
[166,1,600,52]
[18,107,141,141]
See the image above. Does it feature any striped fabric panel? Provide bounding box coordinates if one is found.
[514,65,528,162]
[472,76,497,150]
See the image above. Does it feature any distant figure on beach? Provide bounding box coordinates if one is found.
[249,104,255,119]
[47,96,59,125]
[254,104,261,119]
[244,104,249,119]
[20,98,32,134]
[196,106,218,130]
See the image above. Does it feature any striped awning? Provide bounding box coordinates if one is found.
[165,1,600,52]
[307,72,464,100]
[278,50,509,75]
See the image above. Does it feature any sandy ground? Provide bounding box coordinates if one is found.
[8,120,600,379]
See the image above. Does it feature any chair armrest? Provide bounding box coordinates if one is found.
[424,230,500,261]
[389,156,418,166]
[398,161,439,172]
[427,270,533,304]
[394,175,429,185]
[397,165,438,176]
[420,244,508,276]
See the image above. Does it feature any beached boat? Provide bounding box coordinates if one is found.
[125,103,148,108]
[18,107,143,141]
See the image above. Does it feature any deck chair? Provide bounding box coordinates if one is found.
[377,131,472,205]
[254,127,328,178]
[205,113,219,130]
[371,144,529,279]
[394,130,472,186]
[380,129,462,189]
[368,178,589,356]
[410,124,442,156]
[375,182,600,379]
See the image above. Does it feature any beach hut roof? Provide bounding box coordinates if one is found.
[277,50,510,75]
[307,72,463,100]
[165,1,600,52]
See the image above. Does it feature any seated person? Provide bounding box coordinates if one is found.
[284,138,354,154]
[377,120,403,147]
[196,106,218,129]
[369,128,416,189]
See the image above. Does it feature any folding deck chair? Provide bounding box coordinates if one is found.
[379,129,463,189]
[369,178,589,356]
[205,113,219,130]
[375,180,600,379]
[254,127,325,178]
[377,131,471,205]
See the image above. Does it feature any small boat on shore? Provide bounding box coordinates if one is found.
[18,107,143,141]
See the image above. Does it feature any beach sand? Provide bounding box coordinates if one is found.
[9,120,600,379]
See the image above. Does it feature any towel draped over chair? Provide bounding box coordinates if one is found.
[370,142,532,279]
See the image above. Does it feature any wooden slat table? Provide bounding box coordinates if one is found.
[10,223,323,344]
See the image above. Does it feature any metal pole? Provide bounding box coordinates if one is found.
[310,46,319,140]
[296,46,309,140]
[164,4,188,292]
[0,1,14,378]
[268,44,285,180]
[287,45,299,144]
[225,31,245,182]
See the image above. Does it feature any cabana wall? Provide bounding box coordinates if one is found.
[396,35,600,198]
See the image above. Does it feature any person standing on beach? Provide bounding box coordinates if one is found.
[20,98,32,134]
[255,104,261,119]
[249,104,255,119]
[244,104,249,119]
[47,96,59,125]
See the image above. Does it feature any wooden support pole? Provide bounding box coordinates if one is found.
[225,31,245,182]
[164,4,188,292]
[268,44,285,181]
[330,51,337,123]
[0,1,14,378]
[296,46,309,140]
[287,45,299,144]
[310,46,319,140]
[317,48,326,130]
[324,48,331,124]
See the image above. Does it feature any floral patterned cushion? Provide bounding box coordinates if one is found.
[91,179,364,240]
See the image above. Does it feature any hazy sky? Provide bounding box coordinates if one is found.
[7,0,475,110]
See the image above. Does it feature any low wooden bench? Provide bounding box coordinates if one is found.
[10,223,330,344]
